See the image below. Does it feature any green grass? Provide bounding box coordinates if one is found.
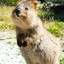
[61,58,64,64]
[0,5,14,30]
[44,20,64,37]
[38,3,64,37]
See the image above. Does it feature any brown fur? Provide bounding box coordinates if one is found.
[12,0,60,64]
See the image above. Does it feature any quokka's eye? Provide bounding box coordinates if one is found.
[25,7,28,10]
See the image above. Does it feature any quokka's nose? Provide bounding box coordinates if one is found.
[15,7,21,16]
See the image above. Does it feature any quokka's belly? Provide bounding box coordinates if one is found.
[20,48,42,64]
[19,45,60,64]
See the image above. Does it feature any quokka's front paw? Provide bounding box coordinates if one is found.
[17,38,28,47]
[22,41,27,47]
[17,39,23,47]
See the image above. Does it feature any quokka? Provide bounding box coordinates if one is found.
[12,0,61,64]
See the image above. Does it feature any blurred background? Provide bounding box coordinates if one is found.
[0,0,64,64]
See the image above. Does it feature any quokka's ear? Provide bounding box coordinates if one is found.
[27,0,38,11]
[32,0,38,11]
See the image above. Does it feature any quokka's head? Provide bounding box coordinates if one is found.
[12,0,38,29]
